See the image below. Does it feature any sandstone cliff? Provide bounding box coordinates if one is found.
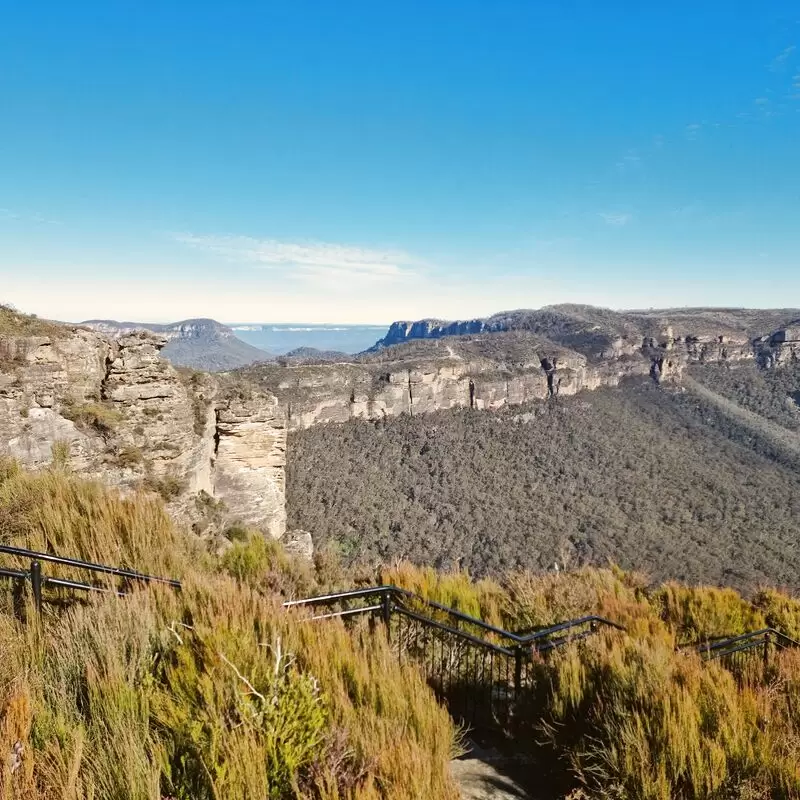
[0,309,286,537]
[370,318,493,350]
[238,308,799,431]
[370,305,800,356]
[754,323,800,368]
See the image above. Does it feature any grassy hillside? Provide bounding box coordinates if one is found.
[287,379,800,591]
[380,563,800,799]
[0,304,68,339]
[0,461,460,799]
[4,461,800,797]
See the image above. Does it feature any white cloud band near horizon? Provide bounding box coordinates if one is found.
[173,233,421,282]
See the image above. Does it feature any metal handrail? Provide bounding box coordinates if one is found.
[518,614,626,643]
[693,628,800,659]
[284,583,625,730]
[393,603,516,656]
[285,584,521,643]
[0,543,181,588]
[0,542,181,614]
[284,584,625,651]
[0,566,29,582]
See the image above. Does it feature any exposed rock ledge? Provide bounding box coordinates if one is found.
[0,327,286,538]
[239,321,798,431]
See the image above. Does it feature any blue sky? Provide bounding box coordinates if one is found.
[1,2,799,323]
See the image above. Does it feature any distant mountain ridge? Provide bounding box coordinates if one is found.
[368,305,800,356]
[81,317,272,371]
[237,304,800,430]
[278,347,351,364]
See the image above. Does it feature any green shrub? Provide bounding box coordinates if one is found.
[223,521,249,542]
[154,613,327,799]
[117,445,144,467]
[221,533,315,598]
[143,474,187,502]
[654,583,766,641]
[61,400,123,435]
[50,440,71,470]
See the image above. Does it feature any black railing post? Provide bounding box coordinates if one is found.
[763,631,770,674]
[11,577,25,622]
[514,645,523,699]
[382,589,392,642]
[30,560,43,615]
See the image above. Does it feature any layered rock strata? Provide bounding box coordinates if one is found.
[0,326,286,537]
[243,321,796,431]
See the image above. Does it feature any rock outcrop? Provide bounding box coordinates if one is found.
[214,391,286,538]
[243,335,673,430]
[754,322,800,368]
[239,309,798,431]
[282,530,314,561]
[370,318,492,351]
[0,320,286,537]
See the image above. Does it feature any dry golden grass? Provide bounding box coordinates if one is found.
[384,564,800,799]
[0,463,461,799]
[536,632,800,799]
[0,304,67,339]
[0,460,186,577]
[3,460,800,798]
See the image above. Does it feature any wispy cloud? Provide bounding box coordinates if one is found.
[770,44,796,71]
[173,233,421,282]
[0,208,62,225]
[598,212,632,227]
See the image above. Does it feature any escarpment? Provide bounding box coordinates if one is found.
[0,317,286,537]
[755,323,800,368]
[238,309,799,430]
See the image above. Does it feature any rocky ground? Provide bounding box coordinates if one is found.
[451,743,538,800]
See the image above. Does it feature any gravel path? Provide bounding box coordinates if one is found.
[451,756,532,799]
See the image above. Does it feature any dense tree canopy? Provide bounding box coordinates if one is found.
[690,362,800,432]
[287,377,800,592]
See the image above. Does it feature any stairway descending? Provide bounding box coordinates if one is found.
[284,585,624,736]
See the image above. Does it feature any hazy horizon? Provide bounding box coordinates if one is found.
[66,301,800,329]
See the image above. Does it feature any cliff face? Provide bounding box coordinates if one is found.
[239,314,797,431]
[259,356,650,430]
[754,323,800,368]
[0,322,286,537]
[214,392,286,538]
[370,318,493,350]
[369,306,800,356]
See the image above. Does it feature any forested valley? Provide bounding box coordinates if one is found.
[287,366,800,592]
